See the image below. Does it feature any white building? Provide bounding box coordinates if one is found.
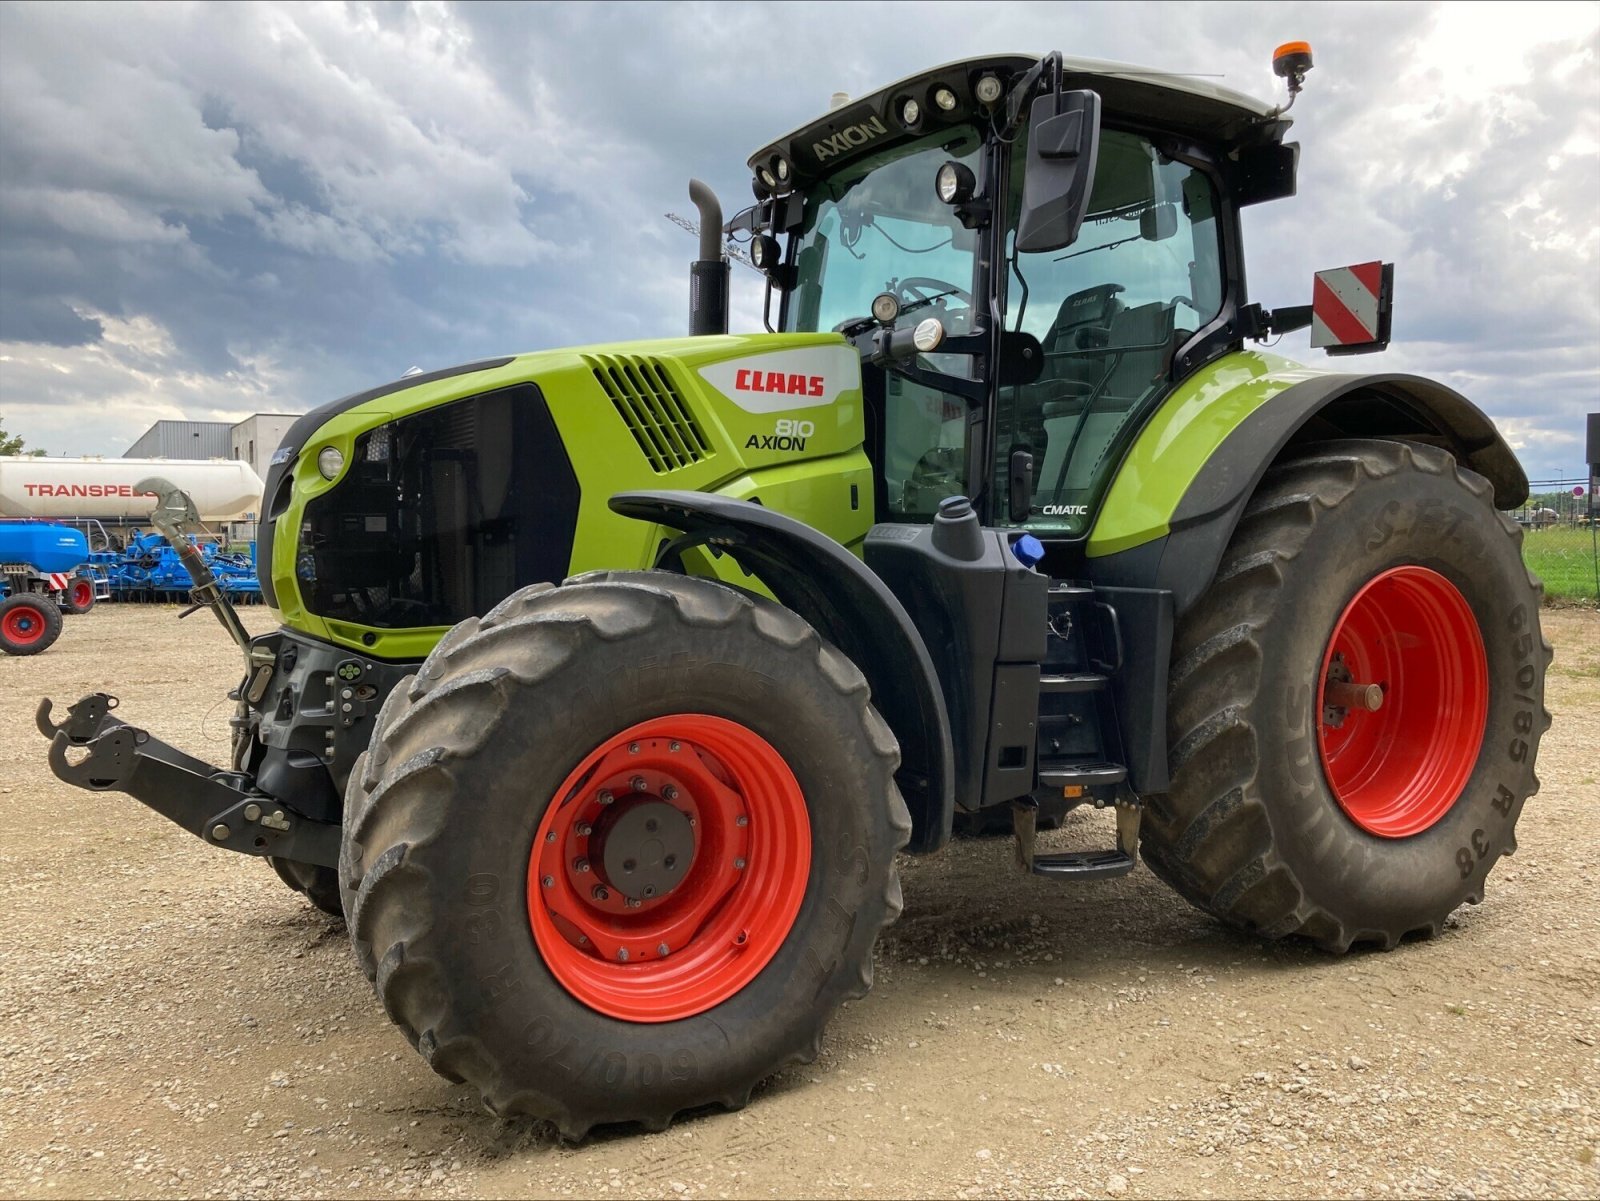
[229,414,298,485]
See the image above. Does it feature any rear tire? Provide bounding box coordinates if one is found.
[1,593,64,655]
[340,573,909,1137]
[1142,440,1551,951]
[64,575,96,615]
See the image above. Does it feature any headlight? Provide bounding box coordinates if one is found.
[317,446,345,480]
[974,74,1003,105]
[912,318,945,353]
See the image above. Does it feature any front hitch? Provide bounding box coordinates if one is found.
[36,692,122,743]
[39,693,339,869]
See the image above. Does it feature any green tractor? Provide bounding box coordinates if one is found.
[39,47,1550,1136]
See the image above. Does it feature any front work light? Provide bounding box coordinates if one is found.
[317,446,345,480]
[974,74,1003,105]
[935,161,976,205]
[871,292,901,325]
[900,97,920,126]
[751,234,781,270]
[933,86,958,112]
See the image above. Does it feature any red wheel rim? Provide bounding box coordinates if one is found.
[1317,566,1488,838]
[3,604,47,645]
[72,581,93,608]
[528,714,811,1022]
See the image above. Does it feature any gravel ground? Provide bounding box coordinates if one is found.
[1,603,1596,1200]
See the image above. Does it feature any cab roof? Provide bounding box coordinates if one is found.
[749,53,1286,182]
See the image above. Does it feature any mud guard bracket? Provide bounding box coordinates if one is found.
[610,490,955,853]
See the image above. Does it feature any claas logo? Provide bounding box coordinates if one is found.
[733,369,825,398]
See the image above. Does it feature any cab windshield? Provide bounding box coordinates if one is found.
[785,125,983,338]
[786,126,984,519]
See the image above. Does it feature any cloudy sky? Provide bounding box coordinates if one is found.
[1,1,1595,481]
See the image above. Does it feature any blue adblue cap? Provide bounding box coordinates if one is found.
[1010,533,1045,568]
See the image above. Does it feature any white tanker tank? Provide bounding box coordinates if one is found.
[0,457,264,522]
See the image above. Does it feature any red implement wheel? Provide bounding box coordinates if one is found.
[1318,566,1488,837]
[65,576,96,614]
[341,573,908,1136]
[1,594,64,656]
[529,715,810,1022]
[1143,440,1549,951]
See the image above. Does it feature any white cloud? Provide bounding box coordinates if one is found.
[0,0,1594,480]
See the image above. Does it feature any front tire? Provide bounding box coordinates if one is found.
[268,857,344,918]
[1142,440,1552,951]
[340,573,909,1136]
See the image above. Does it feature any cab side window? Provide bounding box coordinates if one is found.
[997,129,1224,533]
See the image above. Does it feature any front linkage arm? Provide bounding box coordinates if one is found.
[37,692,340,868]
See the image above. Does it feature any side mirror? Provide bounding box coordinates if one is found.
[1140,202,1177,242]
[1015,90,1102,253]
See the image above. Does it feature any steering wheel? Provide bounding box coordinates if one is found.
[895,276,974,315]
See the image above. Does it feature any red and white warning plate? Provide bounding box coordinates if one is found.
[1311,261,1387,349]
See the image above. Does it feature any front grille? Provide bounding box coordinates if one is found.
[586,354,711,472]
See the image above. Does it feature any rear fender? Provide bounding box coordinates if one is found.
[610,490,955,853]
[1088,370,1527,616]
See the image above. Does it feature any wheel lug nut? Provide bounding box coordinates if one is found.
[669,741,680,752]
[576,822,593,837]
[541,875,554,888]
[617,948,629,962]
[545,830,556,843]
[625,897,641,909]
[574,858,590,873]
[592,884,609,901]
[734,857,747,870]
[642,885,656,898]
[631,775,648,793]
[598,790,614,805]
[662,785,678,801]
[628,742,640,754]
[736,814,748,827]
[657,942,670,956]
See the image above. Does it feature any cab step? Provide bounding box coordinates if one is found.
[1029,847,1136,880]
[1039,762,1127,789]
[1012,794,1141,882]
[1039,672,1109,694]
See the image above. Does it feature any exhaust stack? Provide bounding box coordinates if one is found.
[687,179,728,336]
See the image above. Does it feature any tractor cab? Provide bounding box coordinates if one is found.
[731,53,1298,541]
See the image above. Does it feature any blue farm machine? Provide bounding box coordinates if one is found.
[0,520,105,655]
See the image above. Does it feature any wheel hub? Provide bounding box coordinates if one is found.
[596,798,695,901]
[1317,566,1487,838]
[527,715,811,1023]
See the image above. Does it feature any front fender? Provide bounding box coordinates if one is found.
[609,490,955,853]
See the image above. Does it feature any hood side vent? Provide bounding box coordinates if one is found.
[587,354,712,472]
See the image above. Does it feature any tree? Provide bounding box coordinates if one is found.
[0,415,45,456]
